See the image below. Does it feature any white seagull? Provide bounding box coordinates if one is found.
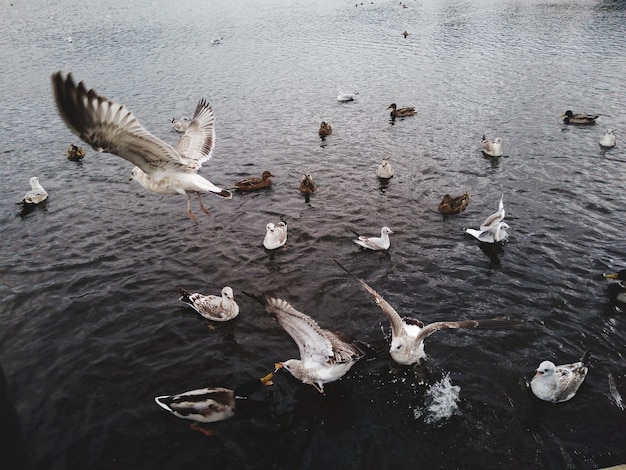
[177,286,239,322]
[263,218,288,250]
[17,177,48,205]
[530,352,590,403]
[353,226,393,251]
[464,194,509,243]
[51,72,232,223]
[599,129,617,148]
[171,116,190,133]
[333,259,523,365]
[481,134,503,157]
[376,157,394,179]
[337,92,357,102]
[245,292,366,393]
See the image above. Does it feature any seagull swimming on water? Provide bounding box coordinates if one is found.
[530,352,590,403]
[464,194,509,243]
[333,259,524,365]
[17,177,48,205]
[177,286,239,322]
[599,129,616,148]
[245,292,367,393]
[51,71,232,223]
[481,134,503,157]
[352,226,394,251]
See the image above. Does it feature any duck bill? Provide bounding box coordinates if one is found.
[604,273,619,280]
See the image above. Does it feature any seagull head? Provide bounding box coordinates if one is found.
[221,286,234,300]
[534,361,555,379]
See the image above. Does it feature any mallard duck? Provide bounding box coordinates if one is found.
[334,259,523,365]
[376,157,394,179]
[530,352,590,403]
[337,92,357,102]
[234,171,275,191]
[481,134,503,157]
[560,110,598,125]
[387,103,415,118]
[17,177,48,205]
[154,372,274,426]
[245,292,366,393]
[299,174,317,195]
[177,286,239,322]
[402,30,409,38]
[318,121,332,138]
[604,270,626,304]
[171,116,190,133]
[438,192,471,215]
[263,217,288,250]
[66,143,85,161]
[51,72,232,224]
[464,194,509,243]
[599,129,617,148]
[353,226,393,251]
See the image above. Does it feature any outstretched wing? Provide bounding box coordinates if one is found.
[333,259,407,338]
[174,98,216,170]
[415,318,524,344]
[51,71,185,174]
[251,294,334,363]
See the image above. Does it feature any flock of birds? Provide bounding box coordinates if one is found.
[14,69,624,431]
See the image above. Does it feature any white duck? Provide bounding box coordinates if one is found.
[171,116,190,133]
[599,129,616,148]
[17,177,48,205]
[530,352,590,403]
[51,72,232,223]
[245,292,366,393]
[481,134,503,157]
[263,218,288,250]
[376,157,394,179]
[353,226,393,251]
[177,286,239,322]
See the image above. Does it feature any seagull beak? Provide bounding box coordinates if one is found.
[534,370,543,378]
[274,362,283,372]
[604,273,619,280]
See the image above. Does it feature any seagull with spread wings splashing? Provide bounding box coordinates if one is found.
[333,259,523,365]
[51,71,232,223]
[245,292,366,393]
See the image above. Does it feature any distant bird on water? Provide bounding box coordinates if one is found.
[560,110,598,125]
[376,157,394,179]
[263,217,288,250]
[530,352,590,403]
[402,31,409,38]
[337,92,357,102]
[481,134,503,157]
[319,121,333,138]
[387,103,415,118]
[51,71,232,223]
[66,143,85,161]
[438,192,470,215]
[353,226,393,251]
[17,177,48,205]
[234,171,275,191]
[604,270,626,304]
[299,174,317,199]
[599,129,616,148]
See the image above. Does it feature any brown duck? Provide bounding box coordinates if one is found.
[387,103,416,118]
[319,121,332,137]
[299,174,317,195]
[438,192,471,215]
[66,143,86,161]
[234,171,275,191]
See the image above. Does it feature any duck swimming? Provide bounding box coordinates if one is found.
[387,103,416,118]
[234,171,275,191]
[66,143,85,161]
[318,121,332,138]
[299,174,317,195]
[438,192,471,215]
[560,110,598,125]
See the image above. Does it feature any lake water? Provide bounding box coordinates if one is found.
[1,0,626,468]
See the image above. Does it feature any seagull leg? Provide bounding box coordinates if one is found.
[197,192,211,216]
[186,194,198,223]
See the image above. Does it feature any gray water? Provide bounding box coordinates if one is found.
[1,0,626,468]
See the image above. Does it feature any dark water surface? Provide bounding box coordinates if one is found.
[1,0,626,468]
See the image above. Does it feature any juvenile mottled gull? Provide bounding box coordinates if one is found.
[333,259,523,365]
[177,286,239,322]
[530,352,590,403]
[51,71,232,223]
[245,292,366,393]
[18,177,48,205]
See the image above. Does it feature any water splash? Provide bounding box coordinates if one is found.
[608,373,624,411]
[413,373,461,424]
